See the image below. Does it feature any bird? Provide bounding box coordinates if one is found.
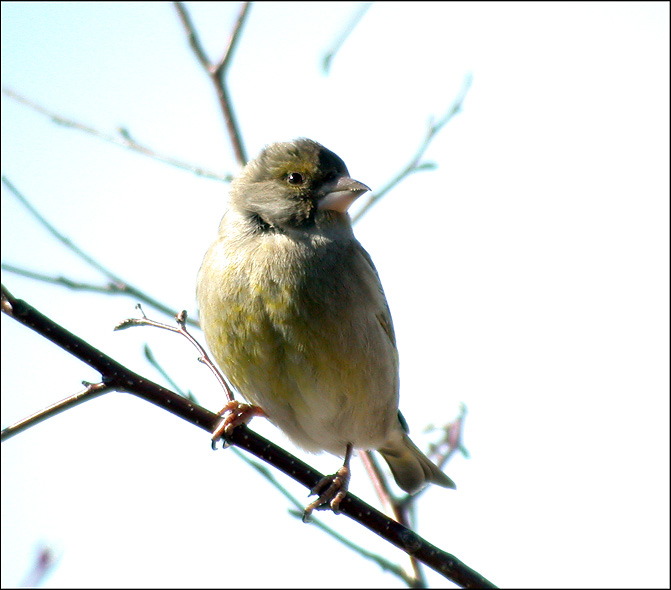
[196,138,455,519]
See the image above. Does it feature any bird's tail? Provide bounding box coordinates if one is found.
[379,432,456,494]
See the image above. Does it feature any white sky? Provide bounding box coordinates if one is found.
[1,2,669,588]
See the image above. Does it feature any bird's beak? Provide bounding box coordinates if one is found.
[317,176,370,213]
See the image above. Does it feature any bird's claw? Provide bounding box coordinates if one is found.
[211,400,265,449]
[302,464,351,523]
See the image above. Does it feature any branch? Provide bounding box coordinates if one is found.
[1,176,200,327]
[143,343,197,401]
[238,452,413,585]
[0,284,496,589]
[115,306,235,403]
[1,87,231,182]
[360,450,427,588]
[1,381,111,442]
[174,2,250,166]
[352,72,474,224]
[428,403,470,470]
[321,3,372,74]
[128,315,416,585]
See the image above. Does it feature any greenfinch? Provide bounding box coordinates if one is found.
[197,138,455,516]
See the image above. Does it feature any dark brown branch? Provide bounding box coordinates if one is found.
[124,310,416,585]
[1,87,231,182]
[174,2,250,166]
[1,176,200,327]
[0,284,496,589]
[1,284,203,427]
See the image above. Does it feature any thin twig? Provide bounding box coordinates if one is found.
[288,505,414,585]
[133,344,407,581]
[360,451,427,588]
[352,73,474,224]
[216,2,251,74]
[427,403,470,469]
[115,305,235,403]
[1,264,128,294]
[1,283,497,589]
[404,406,470,505]
[1,176,200,327]
[133,320,414,583]
[0,381,111,442]
[360,450,403,521]
[237,452,413,585]
[174,2,250,166]
[143,344,196,401]
[322,3,372,73]
[1,87,231,182]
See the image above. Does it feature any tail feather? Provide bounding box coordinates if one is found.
[379,433,456,494]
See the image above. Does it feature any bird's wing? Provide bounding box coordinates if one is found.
[356,242,397,349]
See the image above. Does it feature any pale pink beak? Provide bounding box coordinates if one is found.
[317,176,370,213]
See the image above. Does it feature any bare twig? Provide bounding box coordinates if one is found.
[1,264,127,294]
[360,450,403,521]
[138,339,411,583]
[1,283,210,432]
[0,381,111,442]
[115,305,234,403]
[1,87,231,182]
[352,72,474,224]
[405,406,470,505]
[322,3,372,73]
[359,407,468,536]
[143,344,196,401]
[360,451,427,588]
[3,7,477,585]
[1,283,496,589]
[216,2,250,74]
[239,453,413,585]
[1,176,200,327]
[126,309,421,585]
[174,2,250,166]
[427,403,470,469]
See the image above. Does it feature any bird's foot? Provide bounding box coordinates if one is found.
[302,463,351,522]
[211,400,266,449]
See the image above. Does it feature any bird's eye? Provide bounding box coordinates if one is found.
[287,172,304,185]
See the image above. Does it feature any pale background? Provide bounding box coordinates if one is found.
[1,2,669,588]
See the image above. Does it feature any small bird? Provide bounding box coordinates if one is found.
[197,138,455,518]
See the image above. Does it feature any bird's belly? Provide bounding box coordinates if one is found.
[205,289,398,456]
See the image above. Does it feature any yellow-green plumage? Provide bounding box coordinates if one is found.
[197,138,455,494]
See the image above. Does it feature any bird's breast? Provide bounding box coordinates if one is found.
[197,230,398,454]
